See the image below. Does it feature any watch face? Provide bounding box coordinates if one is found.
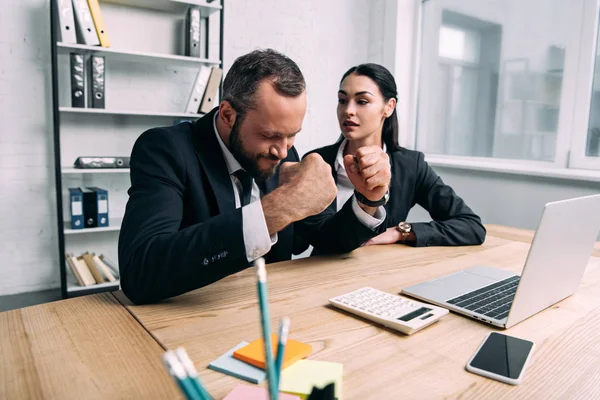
[398,222,411,233]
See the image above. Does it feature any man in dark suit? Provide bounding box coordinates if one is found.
[118,49,392,304]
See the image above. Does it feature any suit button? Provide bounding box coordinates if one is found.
[426,240,433,246]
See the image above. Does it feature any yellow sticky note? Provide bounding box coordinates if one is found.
[279,359,343,400]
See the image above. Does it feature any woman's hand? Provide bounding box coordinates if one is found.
[362,227,417,246]
[362,227,402,246]
[343,145,391,203]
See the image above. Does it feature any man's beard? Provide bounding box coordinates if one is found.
[229,118,280,182]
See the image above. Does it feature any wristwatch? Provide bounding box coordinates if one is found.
[397,221,412,240]
[354,189,389,207]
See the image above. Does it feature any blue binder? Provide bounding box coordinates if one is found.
[88,187,109,227]
[68,188,84,229]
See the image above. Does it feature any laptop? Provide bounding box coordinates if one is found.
[402,194,600,329]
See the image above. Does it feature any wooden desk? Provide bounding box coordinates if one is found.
[116,230,600,399]
[0,293,181,399]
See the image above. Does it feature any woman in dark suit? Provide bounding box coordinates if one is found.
[307,63,486,248]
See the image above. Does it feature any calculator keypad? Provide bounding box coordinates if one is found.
[333,287,419,319]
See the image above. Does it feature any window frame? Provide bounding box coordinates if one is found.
[568,0,600,170]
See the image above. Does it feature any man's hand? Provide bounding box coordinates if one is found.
[262,153,337,235]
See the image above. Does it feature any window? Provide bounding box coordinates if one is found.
[415,0,600,171]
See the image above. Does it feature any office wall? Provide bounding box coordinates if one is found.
[0,0,371,296]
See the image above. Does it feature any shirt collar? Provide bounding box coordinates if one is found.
[334,138,387,172]
[213,111,243,175]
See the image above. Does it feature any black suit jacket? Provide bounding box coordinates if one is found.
[118,109,384,304]
[306,141,486,248]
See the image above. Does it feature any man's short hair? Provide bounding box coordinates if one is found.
[222,49,306,119]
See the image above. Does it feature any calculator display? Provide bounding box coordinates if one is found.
[398,307,432,321]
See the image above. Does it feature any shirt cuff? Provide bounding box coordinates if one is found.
[242,201,275,262]
[351,195,386,229]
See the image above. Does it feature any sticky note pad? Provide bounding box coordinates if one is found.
[233,334,312,370]
[280,359,343,400]
[223,384,302,400]
[208,342,266,384]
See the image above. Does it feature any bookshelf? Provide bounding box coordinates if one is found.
[50,0,224,298]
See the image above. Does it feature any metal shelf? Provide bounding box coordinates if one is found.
[67,279,121,296]
[62,167,130,174]
[64,219,123,234]
[100,0,222,15]
[59,107,204,118]
[57,42,220,67]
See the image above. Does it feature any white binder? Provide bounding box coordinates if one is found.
[71,0,100,45]
[185,66,212,114]
[57,0,77,43]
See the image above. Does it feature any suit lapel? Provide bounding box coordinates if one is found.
[191,108,236,213]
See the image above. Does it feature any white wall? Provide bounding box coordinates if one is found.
[223,0,370,156]
[0,0,372,296]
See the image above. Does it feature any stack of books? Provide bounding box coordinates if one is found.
[65,252,119,287]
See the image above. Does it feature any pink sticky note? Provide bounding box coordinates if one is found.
[223,384,301,400]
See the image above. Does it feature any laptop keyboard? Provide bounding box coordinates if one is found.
[446,276,520,320]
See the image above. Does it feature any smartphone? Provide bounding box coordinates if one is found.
[466,332,535,385]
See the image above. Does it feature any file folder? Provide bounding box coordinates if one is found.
[185,7,201,57]
[199,67,223,113]
[72,0,100,45]
[70,53,86,108]
[56,0,77,44]
[68,188,84,229]
[86,0,110,47]
[88,186,109,227]
[89,55,105,108]
[185,66,211,113]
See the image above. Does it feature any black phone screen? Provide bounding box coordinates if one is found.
[470,332,534,379]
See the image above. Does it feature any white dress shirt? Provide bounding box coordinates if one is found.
[213,115,277,262]
[334,139,386,228]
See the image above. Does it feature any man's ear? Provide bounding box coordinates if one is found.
[218,101,237,129]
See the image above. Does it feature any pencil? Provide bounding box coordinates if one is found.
[175,347,212,400]
[255,257,278,400]
[274,317,290,390]
[163,351,203,400]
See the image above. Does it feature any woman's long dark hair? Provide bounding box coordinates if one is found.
[340,63,399,148]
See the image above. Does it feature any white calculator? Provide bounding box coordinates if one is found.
[329,287,449,335]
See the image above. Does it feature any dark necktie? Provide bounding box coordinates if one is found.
[234,169,253,207]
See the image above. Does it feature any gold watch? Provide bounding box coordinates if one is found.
[397,222,412,240]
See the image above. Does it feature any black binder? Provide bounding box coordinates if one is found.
[81,187,98,228]
[185,7,201,57]
[89,55,105,108]
[70,53,85,108]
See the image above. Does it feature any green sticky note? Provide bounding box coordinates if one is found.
[279,359,343,400]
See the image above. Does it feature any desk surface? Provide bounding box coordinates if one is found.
[3,226,599,399]
[116,228,600,399]
[0,293,181,399]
